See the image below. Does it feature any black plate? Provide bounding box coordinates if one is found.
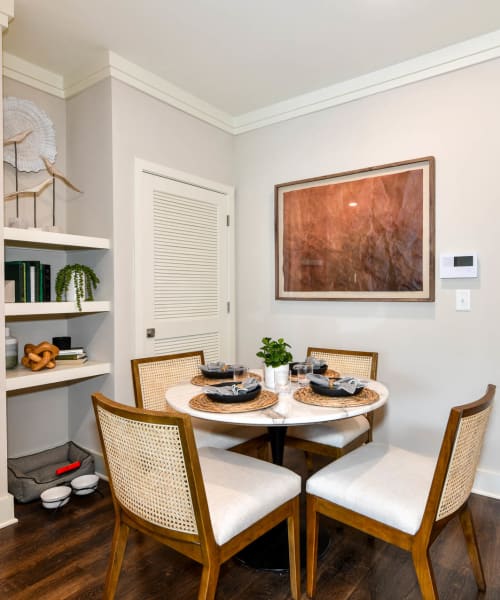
[200,365,234,379]
[310,381,364,397]
[205,382,261,403]
[290,362,328,375]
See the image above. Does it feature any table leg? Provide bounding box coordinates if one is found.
[236,424,329,571]
[268,425,287,465]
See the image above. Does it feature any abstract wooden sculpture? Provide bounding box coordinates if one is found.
[21,341,59,371]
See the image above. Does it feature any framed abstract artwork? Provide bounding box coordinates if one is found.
[275,157,435,301]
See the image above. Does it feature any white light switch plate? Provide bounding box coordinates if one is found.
[456,289,471,311]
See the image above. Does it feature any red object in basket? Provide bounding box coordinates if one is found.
[55,461,81,476]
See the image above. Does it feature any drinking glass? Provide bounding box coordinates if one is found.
[295,363,309,387]
[233,364,247,382]
[275,367,291,392]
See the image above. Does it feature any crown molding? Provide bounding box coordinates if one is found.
[3,29,500,134]
[3,52,64,97]
[233,29,500,134]
[103,52,234,133]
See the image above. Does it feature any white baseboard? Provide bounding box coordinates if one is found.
[0,493,17,529]
[473,467,500,500]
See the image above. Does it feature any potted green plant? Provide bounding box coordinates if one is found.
[55,264,100,311]
[256,337,293,389]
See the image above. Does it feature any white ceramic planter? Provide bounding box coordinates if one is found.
[64,274,77,302]
[264,364,290,390]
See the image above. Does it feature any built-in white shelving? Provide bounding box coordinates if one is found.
[5,301,111,317]
[5,361,112,392]
[4,228,112,392]
[3,227,110,250]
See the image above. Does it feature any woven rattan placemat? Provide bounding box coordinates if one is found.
[294,386,379,408]
[189,390,277,413]
[191,371,262,386]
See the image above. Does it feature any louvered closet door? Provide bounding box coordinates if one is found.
[135,168,234,362]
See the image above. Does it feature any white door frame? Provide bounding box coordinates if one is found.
[133,157,235,359]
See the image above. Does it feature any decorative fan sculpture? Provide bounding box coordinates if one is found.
[3,97,82,230]
[3,97,56,172]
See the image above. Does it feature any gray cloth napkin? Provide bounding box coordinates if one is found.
[306,374,367,394]
[204,377,259,396]
[306,358,327,368]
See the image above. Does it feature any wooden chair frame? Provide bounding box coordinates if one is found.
[93,393,301,600]
[131,350,269,456]
[306,384,495,600]
[285,347,378,461]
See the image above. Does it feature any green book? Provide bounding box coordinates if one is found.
[5,261,28,302]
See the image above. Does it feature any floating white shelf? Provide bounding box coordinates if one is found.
[6,361,112,392]
[5,301,111,317]
[3,227,110,250]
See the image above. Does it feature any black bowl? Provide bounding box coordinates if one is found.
[200,365,234,379]
[310,381,364,397]
[290,362,328,375]
[205,382,261,403]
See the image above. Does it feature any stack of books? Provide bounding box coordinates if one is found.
[4,260,51,302]
[55,347,88,366]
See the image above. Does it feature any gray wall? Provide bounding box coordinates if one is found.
[234,58,500,495]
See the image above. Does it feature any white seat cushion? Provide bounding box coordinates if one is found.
[289,415,370,447]
[192,418,267,449]
[306,443,436,534]
[199,447,301,545]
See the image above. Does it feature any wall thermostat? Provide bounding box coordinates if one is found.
[439,253,478,278]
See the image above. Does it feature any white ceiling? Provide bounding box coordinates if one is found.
[4,0,500,117]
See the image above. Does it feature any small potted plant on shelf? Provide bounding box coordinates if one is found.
[256,336,293,389]
[55,264,100,311]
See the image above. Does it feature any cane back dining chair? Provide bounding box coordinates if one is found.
[92,393,301,600]
[306,384,495,600]
[286,347,379,463]
[131,350,268,455]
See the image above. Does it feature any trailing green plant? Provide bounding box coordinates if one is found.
[55,264,100,311]
[256,337,293,368]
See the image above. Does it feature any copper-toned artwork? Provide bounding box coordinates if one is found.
[275,157,435,301]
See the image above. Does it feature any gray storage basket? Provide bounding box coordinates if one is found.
[8,441,95,503]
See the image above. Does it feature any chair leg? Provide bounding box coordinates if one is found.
[411,546,438,600]
[198,561,220,600]
[256,441,269,461]
[305,451,314,472]
[104,518,130,600]
[366,411,374,443]
[459,504,486,591]
[287,497,301,600]
[306,495,320,598]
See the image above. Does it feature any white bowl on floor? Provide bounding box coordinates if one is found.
[71,474,99,496]
[40,485,72,509]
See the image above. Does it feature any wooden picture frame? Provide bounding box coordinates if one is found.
[275,157,435,301]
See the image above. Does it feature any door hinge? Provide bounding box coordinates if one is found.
[227,301,230,313]
[226,214,230,226]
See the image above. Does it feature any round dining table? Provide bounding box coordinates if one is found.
[166,374,388,571]
[166,374,389,465]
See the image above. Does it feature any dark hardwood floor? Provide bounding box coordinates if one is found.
[1,448,499,599]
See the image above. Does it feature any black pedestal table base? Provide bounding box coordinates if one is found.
[236,424,329,571]
[235,521,330,572]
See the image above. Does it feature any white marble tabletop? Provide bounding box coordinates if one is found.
[166,376,389,428]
